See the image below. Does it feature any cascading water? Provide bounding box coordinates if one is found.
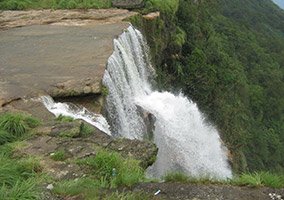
[103,26,232,179]
[41,96,111,135]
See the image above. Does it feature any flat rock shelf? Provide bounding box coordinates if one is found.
[0,9,136,107]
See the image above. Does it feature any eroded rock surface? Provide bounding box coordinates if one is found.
[134,182,284,200]
[19,121,157,180]
[0,9,137,107]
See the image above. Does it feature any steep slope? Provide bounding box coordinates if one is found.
[146,0,284,172]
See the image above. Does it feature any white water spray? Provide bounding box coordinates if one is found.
[103,26,232,179]
[41,96,111,135]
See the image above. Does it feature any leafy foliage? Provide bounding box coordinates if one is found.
[153,0,284,173]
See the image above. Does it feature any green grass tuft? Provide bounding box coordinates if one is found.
[77,149,144,187]
[79,123,95,137]
[53,177,101,199]
[0,113,27,137]
[105,191,151,200]
[0,178,40,200]
[56,114,74,122]
[0,144,42,199]
[164,172,189,183]
[0,113,40,143]
[0,129,16,145]
[232,172,284,188]
[50,150,67,161]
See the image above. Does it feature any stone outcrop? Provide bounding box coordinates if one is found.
[19,121,157,180]
[112,0,145,9]
[0,9,137,108]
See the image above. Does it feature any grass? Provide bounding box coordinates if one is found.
[79,123,95,137]
[0,129,16,145]
[0,113,43,199]
[0,178,40,200]
[53,177,101,199]
[56,114,74,122]
[0,0,112,10]
[54,177,151,200]
[0,144,42,199]
[163,171,284,189]
[231,172,284,188]
[50,149,67,161]
[164,172,189,183]
[105,191,151,200]
[0,113,40,145]
[101,85,109,96]
[77,149,144,187]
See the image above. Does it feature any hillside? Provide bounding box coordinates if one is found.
[147,0,284,173]
[0,0,284,199]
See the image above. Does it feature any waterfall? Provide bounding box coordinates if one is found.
[41,96,111,135]
[103,26,232,179]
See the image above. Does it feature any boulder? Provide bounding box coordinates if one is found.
[112,0,145,9]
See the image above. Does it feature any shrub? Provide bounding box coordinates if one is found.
[145,0,179,16]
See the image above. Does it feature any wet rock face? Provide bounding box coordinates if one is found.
[112,0,145,9]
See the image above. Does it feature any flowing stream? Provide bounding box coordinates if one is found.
[41,96,111,135]
[103,26,232,179]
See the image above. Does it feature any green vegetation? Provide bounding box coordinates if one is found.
[145,0,179,16]
[53,149,147,199]
[0,113,43,199]
[50,149,67,161]
[141,0,284,173]
[56,114,74,122]
[164,172,189,183]
[79,123,95,137]
[77,149,144,187]
[232,172,284,188]
[54,177,150,200]
[106,191,151,200]
[0,113,40,145]
[163,171,284,188]
[0,145,42,199]
[101,85,109,97]
[0,0,112,10]
[53,178,101,199]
